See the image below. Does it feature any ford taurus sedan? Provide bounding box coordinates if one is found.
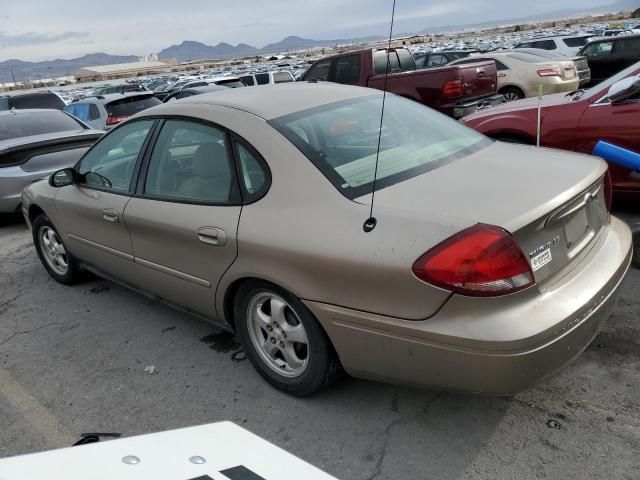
[22,83,632,396]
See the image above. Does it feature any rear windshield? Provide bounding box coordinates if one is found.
[106,96,161,117]
[0,111,84,141]
[0,92,66,111]
[270,94,491,199]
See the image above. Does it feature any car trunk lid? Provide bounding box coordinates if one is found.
[357,142,609,284]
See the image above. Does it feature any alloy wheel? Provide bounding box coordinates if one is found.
[39,226,69,276]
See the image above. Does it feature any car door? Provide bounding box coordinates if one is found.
[575,92,640,193]
[54,119,156,279]
[611,37,640,74]
[123,119,243,319]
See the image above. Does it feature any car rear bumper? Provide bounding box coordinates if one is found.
[0,168,53,213]
[453,94,505,119]
[305,216,632,394]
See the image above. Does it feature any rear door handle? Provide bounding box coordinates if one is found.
[102,209,119,223]
[197,227,227,247]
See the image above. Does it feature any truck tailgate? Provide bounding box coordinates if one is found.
[458,60,497,100]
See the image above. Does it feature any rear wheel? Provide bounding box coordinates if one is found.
[32,214,84,285]
[500,86,525,102]
[235,280,341,396]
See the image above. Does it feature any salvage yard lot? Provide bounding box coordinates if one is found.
[1,213,639,480]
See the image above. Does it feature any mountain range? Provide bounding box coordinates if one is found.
[1,0,637,84]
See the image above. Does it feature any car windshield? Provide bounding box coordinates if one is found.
[0,111,84,141]
[270,94,491,199]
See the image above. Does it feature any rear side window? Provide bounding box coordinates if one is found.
[373,51,400,74]
[273,72,294,84]
[89,104,100,121]
[530,40,557,50]
[65,103,91,122]
[106,96,161,118]
[255,73,270,85]
[305,60,331,81]
[334,55,360,85]
[582,41,614,56]
[615,37,640,54]
[426,54,448,67]
[241,75,255,86]
[0,111,84,140]
[563,37,590,48]
[11,93,65,110]
[396,49,416,70]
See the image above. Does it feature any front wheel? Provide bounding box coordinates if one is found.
[235,281,341,396]
[32,214,84,285]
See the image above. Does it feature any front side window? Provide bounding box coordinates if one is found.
[77,120,154,192]
[615,37,640,54]
[304,60,331,81]
[144,120,237,204]
[582,41,613,56]
[270,94,491,199]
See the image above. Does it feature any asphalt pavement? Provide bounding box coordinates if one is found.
[1,211,639,480]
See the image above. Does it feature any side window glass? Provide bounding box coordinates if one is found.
[427,54,447,67]
[304,60,331,81]
[144,120,237,204]
[255,73,270,85]
[495,60,510,71]
[234,140,269,201]
[241,75,255,86]
[334,55,361,85]
[373,51,399,74]
[89,104,101,121]
[583,41,613,56]
[78,120,154,192]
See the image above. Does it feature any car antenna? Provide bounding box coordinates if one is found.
[363,0,396,233]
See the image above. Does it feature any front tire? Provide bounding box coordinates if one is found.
[32,214,83,285]
[235,280,340,396]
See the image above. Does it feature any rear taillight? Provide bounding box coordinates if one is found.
[106,115,128,126]
[412,224,535,297]
[537,68,562,77]
[603,170,613,212]
[442,80,463,98]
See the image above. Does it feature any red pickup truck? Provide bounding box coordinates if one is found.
[301,47,504,118]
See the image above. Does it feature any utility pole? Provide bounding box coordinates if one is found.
[10,69,17,87]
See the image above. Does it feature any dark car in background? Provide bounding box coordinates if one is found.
[0,91,66,111]
[162,84,229,103]
[578,34,640,85]
[92,83,148,96]
[64,92,161,130]
[0,109,103,214]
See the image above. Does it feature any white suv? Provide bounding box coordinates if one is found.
[514,35,594,56]
[240,71,295,86]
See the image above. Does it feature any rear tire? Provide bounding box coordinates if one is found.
[234,280,341,396]
[32,214,84,285]
[500,86,525,102]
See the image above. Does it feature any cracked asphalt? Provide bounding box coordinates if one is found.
[1,210,639,480]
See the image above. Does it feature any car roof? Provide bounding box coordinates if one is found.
[146,82,378,120]
[586,33,640,43]
[518,34,592,42]
[74,92,155,104]
[0,108,64,116]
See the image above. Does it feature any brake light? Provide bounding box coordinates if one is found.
[442,80,463,98]
[412,224,535,297]
[537,68,562,77]
[106,115,128,126]
[603,170,613,212]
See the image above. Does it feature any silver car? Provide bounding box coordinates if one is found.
[22,83,632,395]
[63,92,161,130]
[0,109,102,214]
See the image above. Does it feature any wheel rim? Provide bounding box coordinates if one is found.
[39,226,69,276]
[247,293,309,378]
[503,91,521,102]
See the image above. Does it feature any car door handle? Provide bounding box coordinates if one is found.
[197,227,227,247]
[102,209,119,223]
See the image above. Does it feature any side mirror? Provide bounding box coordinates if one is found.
[607,76,640,104]
[50,168,76,188]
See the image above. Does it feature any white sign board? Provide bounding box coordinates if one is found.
[0,422,338,480]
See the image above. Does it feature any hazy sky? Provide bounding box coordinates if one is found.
[1,0,613,61]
